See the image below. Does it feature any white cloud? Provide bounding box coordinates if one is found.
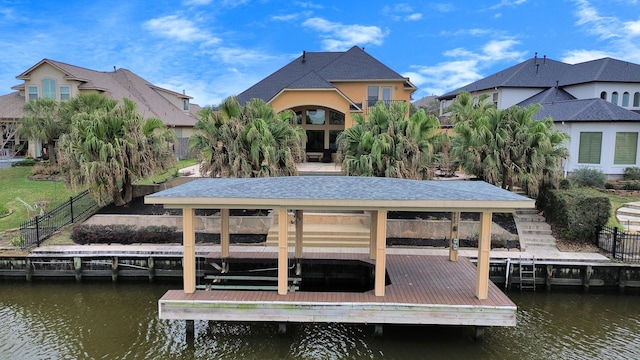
[295,1,324,9]
[271,12,312,21]
[430,3,456,13]
[212,47,279,66]
[405,38,526,96]
[382,4,423,21]
[302,17,386,51]
[144,15,220,45]
[560,49,612,64]
[488,0,528,10]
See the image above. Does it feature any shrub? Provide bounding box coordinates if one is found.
[623,181,640,191]
[31,164,61,176]
[624,167,640,181]
[558,178,572,190]
[537,187,610,242]
[72,224,179,245]
[571,167,606,188]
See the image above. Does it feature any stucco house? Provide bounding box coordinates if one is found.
[237,46,417,161]
[439,55,640,178]
[0,59,200,159]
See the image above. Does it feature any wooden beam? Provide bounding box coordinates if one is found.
[278,208,288,295]
[476,211,492,300]
[183,207,196,294]
[449,211,460,262]
[374,210,387,296]
[370,210,378,260]
[295,210,303,259]
[221,208,230,258]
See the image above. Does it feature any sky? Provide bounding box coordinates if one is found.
[1,0,639,107]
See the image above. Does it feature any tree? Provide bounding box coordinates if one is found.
[188,96,306,178]
[336,101,446,179]
[18,98,66,163]
[449,92,569,197]
[58,97,176,206]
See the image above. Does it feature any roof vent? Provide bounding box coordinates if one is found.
[543,55,547,64]
[302,51,306,63]
[534,52,538,65]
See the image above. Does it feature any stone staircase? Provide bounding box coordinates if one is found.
[514,208,557,250]
[615,201,640,233]
[265,212,370,248]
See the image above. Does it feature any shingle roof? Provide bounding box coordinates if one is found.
[439,56,640,100]
[439,56,571,99]
[532,98,640,122]
[518,87,576,106]
[0,91,25,119]
[9,59,198,127]
[236,46,415,105]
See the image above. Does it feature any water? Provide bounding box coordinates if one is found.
[1,282,639,359]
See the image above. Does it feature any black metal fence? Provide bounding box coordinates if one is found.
[19,190,98,250]
[597,225,640,263]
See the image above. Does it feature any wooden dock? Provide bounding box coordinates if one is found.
[159,252,516,327]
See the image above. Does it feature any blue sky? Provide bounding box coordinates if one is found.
[1,0,639,107]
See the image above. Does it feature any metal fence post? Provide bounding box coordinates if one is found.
[35,216,40,247]
[69,196,74,223]
[612,227,618,260]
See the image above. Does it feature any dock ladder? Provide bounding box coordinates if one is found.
[519,256,536,291]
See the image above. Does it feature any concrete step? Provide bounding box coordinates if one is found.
[521,235,557,245]
[616,206,640,217]
[616,215,640,227]
[514,213,546,222]
[621,201,640,211]
[520,228,553,236]
[518,221,551,230]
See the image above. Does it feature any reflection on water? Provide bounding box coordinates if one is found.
[0,282,639,359]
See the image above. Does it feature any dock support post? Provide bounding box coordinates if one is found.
[186,320,195,338]
[369,211,378,260]
[112,257,118,282]
[584,265,593,293]
[74,256,82,282]
[278,207,289,295]
[476,211,492,300]
[295,210,303,260]
[25,259,33,281]
[449,211,460,262]
[221,208,230,259]
[374,324,383,337]
[374,210,387,297]
[474,326,485,340]
[546,265,553,292]
[148,257,155,283]
[183,208,196,294]
[278,323,287,335]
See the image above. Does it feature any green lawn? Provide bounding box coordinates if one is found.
[0,159,199,232]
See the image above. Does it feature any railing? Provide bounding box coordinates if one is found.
[19,190,99,250]
[363,100,407,114]
[597,225,640,263]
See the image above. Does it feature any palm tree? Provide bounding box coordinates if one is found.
[449,92,569,197]
[58,98,176,206]
[18,98,65,163]
[188,96,305,178]
[336,101,445,179]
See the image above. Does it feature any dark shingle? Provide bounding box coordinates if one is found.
[559,57,640,85]
[532,98,640,122]
[518,87,576,106]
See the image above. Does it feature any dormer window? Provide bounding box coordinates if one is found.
[611,91,619,105]
[622,92,630,107]
[600,91,607,100]
[183,99,189,111]
[42,79,56,99]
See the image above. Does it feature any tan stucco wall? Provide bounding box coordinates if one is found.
[271,90,355,128]
[22,63,80,101]
[335,81,413,106]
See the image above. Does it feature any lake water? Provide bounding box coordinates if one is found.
[1,282,639,359]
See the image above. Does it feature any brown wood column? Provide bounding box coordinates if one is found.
[278,208,289,295]
[369,210,378,260]
[449,211,460,262]
[476,211,492,300]
[374,210,387,296]
[295,210,303,259]
[183,207,196,294]
[221,208,230,258]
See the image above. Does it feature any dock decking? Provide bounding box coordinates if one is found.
[159,252,516,327]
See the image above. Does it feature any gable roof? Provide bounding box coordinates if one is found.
[532,98,640,122]
[518,87,576,106]
[10,59,198,127]
[559,57,640,85]
[237,46,415,105]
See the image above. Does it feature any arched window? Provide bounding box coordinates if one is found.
[42,79,56,99]
[611,91,619,105]
[622,92,630,107]
[634,92,640,107]
[600,91,607,100]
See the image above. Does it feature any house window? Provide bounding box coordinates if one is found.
[306,130,324,152]
[611,92,619,105]
[306,109,325,125]
[600,91,607,100]
[634,92,640,107]
[492,92,499,106]
[367,86,379,107]
[60,86,70,100]
[42,79,56,99]
[614,132,638,165]
[622,92,630,107]
[183,99,189,111]
[382,87,391,105]
[329,111,345,125]
[578,132,602,164]
[28,85,38,100]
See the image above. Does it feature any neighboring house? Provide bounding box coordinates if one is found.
[237,46,417,161]
[439,55,640,178]
[0,59,200,159]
